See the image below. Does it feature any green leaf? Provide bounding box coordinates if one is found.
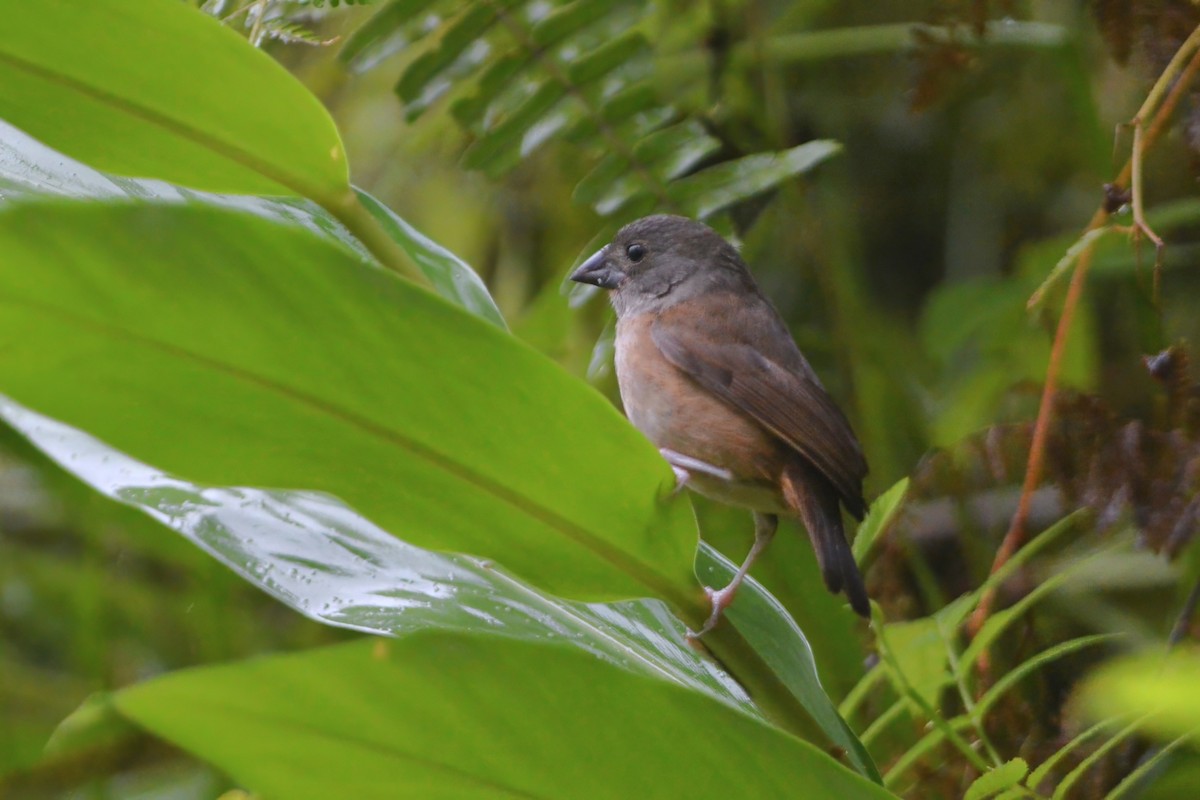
[697,545,881,782]
[921,273,1098,444]
[450,50,534,129]
[1025,718,1110,790]
[879,616,951,709]
[852,477,909,564]
[565,31,649,84]
[1050,716,1146,800]
[633,120,723,181]
[462,80,569,173]
[1,397,749,712]
[0,0,348,199]
[114,635,898,799]
[530,0,616,48]
[1100,734,1190,800]
[0,201,698,606]
[920,277,1037,366]
[564,82,663,142]
[340,0,442,72]
[353,187,506,328]
[0,121,502,327]
[958,552,1100,679]
[396,4,503,106]
[3,692,154,794]
[574,153,631,205]
[669,141,842,219]
[964,759,1029,800]
[1080,650,1200,743]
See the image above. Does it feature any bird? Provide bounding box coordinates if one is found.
[570,214,870,635]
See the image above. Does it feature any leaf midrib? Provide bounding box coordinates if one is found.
[0,48,332,201]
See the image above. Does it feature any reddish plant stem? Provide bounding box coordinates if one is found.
[966,34,1200,652]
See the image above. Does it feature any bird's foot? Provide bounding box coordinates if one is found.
[685,514,777,639]
[686,583,741,639]
[668,464,691,496]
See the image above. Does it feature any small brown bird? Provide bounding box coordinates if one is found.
[571,214,869,634]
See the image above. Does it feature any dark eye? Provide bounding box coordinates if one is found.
[626,243,646,262]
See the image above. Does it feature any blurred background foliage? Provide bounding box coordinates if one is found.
[4,0,1200,796]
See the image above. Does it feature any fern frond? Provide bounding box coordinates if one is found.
[261,19,338,46]
[341,0,840,224]
[972,634,1119,723]
[1049,716,1146,799]
[202,0,365,47]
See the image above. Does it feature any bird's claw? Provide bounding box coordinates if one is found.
[686,584,739,639]
[669,464,691,495]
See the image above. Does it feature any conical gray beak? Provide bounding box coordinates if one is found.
[569,247,623,290]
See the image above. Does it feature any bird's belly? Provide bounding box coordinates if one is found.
[615,319,786,512]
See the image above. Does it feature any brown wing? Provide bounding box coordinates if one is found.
[651,299,868,518]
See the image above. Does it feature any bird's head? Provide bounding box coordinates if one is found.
[569,215,749,316]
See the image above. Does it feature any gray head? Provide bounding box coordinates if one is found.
[569,215,756,316]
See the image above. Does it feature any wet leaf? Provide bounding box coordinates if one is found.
[0,201,699,605]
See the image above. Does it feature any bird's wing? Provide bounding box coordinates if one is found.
[651,301,868,518]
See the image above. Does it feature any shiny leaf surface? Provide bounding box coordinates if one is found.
[0,121,502,327]
[0,397,745,710]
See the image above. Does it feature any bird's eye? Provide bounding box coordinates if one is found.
[626,243,646,262]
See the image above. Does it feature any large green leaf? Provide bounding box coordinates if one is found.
[0,396,747,713]
[0,0,348,199]
[5,395,886,783]
[0,120,503,327]
[113,634,897,799]
[0,201,697,607]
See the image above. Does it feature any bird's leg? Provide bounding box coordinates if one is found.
[659,447,733,494]
[689,512,778,639]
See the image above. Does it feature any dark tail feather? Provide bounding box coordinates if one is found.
[781,460,871,618]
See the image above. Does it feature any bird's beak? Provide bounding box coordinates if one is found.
[569,247,623,290]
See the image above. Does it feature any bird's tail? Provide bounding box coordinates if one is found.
[780,459,870,618]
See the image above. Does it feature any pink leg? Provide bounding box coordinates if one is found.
[688,513,778,638]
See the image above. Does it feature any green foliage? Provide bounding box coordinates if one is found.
[343,0,841,226]
[964,758,1029,800]
[0,200,698,605]
[0,2,885,795]
[1080,650,1200,744]
[0,0,348,198]
[112,635,894,799]
[854,478,909,565]
[3,0,1200,798]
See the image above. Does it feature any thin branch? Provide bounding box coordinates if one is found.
[1129,120,1165,304]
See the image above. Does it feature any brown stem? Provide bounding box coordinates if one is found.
[967,27,1200,650]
